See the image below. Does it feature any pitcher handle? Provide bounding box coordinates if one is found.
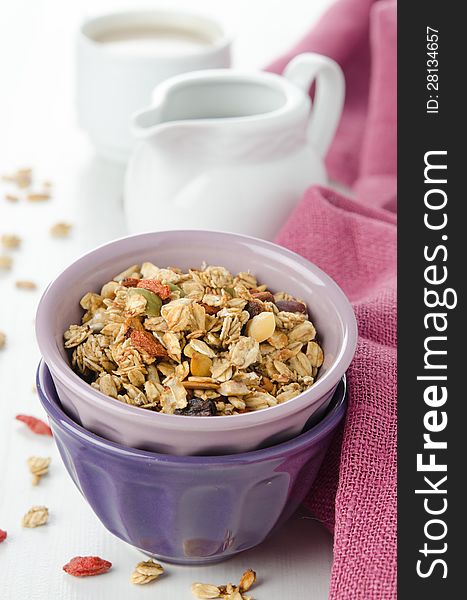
[283,53,345,158]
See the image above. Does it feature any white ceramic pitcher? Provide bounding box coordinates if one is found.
[124,53,345,239]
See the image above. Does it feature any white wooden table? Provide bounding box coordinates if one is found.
[0,1,334,598]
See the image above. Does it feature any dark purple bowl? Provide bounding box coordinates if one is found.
[37,360,346,565]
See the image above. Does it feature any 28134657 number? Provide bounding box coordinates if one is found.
[426,26,439,114]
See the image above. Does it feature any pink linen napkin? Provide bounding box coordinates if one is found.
[269,1,397,598]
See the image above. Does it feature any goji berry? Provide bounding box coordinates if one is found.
[0,529,7,543]
[130,330,168,358]
[121,277,140,288]
[15,414,52,436]
[137,279,171,300]
[63,556,112,577]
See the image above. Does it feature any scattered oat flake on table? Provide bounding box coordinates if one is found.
[27,192,50,202]
[15,280,37,290]
[27,456,51,485]
[63,556,112,577]
[0,331,6,349]
[191,583,222,598]
[2,168,32,189]
[226,588,249,599]
[0,255,13,269]
[217,584,249,600]
[1,233,21,249]
[130,559,164,585]
[22,505,49,528]
[16,414,53,436]
[5,193,19,202]
[192,570,257,600]
[50,222,72,238]
[239,570,256,593]
[0,529,7,543]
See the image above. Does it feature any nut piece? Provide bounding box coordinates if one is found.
[27,456,51,485]
[191,352,213,377]
[15,280,37,290]
[130,559,164,585]
[50,222,72,238]
[251,291,275,303]
[191,582,221,598]
[245,311,276,343]
[0,255,13,270]
[0,331,6,349]
[183,380,219,390]
[239,569,256,593]
[275,299,307,313]
[22,505,49,528]
[5,194,19,202]
[1,234,21,249]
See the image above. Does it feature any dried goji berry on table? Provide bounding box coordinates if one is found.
[15,415,52,436]
[137,279,171,300]
[63,556,112,577]
[0,529,7,543]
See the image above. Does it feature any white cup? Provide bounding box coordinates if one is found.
[76,9,232,162]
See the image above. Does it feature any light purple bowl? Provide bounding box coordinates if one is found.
[37,360,346,564]
[35,230,357,455]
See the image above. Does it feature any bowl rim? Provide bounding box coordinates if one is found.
[37,360,347,464]
[35,229,357,430]
[79,8,233,62]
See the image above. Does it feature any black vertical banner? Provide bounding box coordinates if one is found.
[398,2,464,597]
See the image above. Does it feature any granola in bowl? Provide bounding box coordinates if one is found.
[63,263,324,416]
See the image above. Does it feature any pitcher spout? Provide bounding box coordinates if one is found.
[132,105,165,139]
[131,73,195,141]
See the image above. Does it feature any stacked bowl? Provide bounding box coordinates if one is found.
[35,230,357,563]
